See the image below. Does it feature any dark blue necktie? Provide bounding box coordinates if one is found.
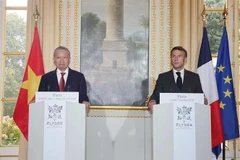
[176,72,182,89]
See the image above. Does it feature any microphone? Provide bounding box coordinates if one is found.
[47,85,51,91]
[67,85,71,91]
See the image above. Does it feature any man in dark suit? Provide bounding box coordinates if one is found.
[38,46,89,107]
[148,46,207,111]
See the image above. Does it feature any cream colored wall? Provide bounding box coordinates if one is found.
[148,0,204,92]
[27,0,59,73]
[172,0,204,71]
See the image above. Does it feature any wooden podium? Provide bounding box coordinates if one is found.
[28,92,86,160]
[152,93,211,160]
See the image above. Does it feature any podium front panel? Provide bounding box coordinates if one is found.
[152,93,211,160]
[152,103,174,160]
[195,103,211,160]
[173,101,196,160]
[28,92,85,160]
[43,100,67,160]
[65,102,86,160]
[28,102,45,160]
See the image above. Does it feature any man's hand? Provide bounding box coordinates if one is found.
[30,100,35,104]
[82,101,90,113]
[204,97,208,105]
[148,100,156,113]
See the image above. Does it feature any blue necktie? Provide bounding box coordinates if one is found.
[176,72,182,89]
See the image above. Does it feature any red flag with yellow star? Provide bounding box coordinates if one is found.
[13,27,44,140]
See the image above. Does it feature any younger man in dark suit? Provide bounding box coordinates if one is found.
[148,46,207,111]
[38,46,89,107]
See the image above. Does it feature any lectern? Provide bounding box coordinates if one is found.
[28,92,86,160]
[152,93,211,160]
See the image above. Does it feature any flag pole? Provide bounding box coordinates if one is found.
[231,2,237,160]
[33,5,40,27]
[222,4,228,160]
[222,5,227,28]
[201,5,206,27]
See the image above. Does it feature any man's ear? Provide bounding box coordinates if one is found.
[53,57,56,64]
[184,57,187,64]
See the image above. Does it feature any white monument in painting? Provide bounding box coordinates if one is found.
[100,0,128,71]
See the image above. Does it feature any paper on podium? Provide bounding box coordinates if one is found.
[35,92,79,103]
[160,93,204,104]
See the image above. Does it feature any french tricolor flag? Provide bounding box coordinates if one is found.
[197,27,224,149]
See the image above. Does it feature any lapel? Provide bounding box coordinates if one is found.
[65,68,72,91]
[181,69,190,92]
[53,69,60,91]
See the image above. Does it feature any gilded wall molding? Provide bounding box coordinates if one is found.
[88,107,150,118]
[66,0,71,53]
[59,0,63,45]
[159,0,164,73]
[59,0,79,70]
[150,0,157,92]
[167,0,172,70]
[88,115,151,118]
[73,0,79,69]
[149,0,172,93]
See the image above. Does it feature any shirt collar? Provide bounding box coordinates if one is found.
[56,68,69,75]
[173,68,184,75]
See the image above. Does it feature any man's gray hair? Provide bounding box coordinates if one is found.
[53,46,70,56]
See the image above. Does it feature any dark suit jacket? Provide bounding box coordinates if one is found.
[149,69,203,104]
[38,68,89,103]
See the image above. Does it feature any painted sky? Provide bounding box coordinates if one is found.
[81,0,149,38]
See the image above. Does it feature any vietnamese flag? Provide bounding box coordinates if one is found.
[13,27,44,140]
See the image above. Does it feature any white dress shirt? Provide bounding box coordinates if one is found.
[173,69,184,83]
[56,68,69,85]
